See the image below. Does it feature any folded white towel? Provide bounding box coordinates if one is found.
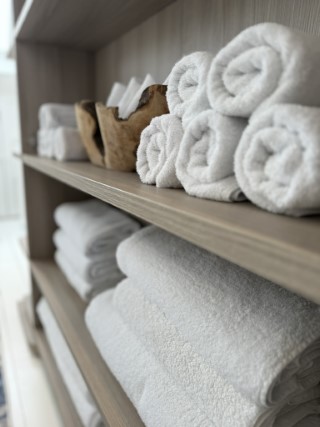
[54,199,140,256]
[37,129,55,158]
[53,127,88,161]
[175,109,247,201]
[137,114,183,188]
[117,226,320,408]
[235,104,320,216]
[123,74,156,119]
[37,299,103,427]
[166,52,213,128]
[117,77,142,119]
[208,23,320,117]
[38,103,77,129]
[106,82,127,107]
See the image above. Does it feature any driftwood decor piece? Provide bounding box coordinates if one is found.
[96,84,169,172]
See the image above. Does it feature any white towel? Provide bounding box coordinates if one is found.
[54,199,140,256]
[106,82,126,107]
[38,103,77,129]
[235,104,320,216]
[53,127,88,161]
[166,52,213,128]
[117,226,320,408]
[137,114,183,188]
[175,109,247,201]
[123,74,156,119]
[37,299,103,427]
[208,23,320,117]
[37,129,55,158]
[117,77,142,119]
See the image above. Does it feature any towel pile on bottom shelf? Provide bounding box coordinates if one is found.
[86,226,320,427]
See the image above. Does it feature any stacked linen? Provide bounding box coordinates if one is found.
[86,225,320,427]
[37,299,104,427]
[53,199,140,300]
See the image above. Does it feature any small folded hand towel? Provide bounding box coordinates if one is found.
[166,51,213,128]
[208,23,320,117]
[39,103,77,129]
[53,127,88,161]
[235,104,320,216]
[106,82,127,107]
[123,74,156,119]
[137,114,183,188]
[54,199,140,256]
[117,77,142,119]
[37,299,103,427]
[175,109,247,201]
[37,129,55,158]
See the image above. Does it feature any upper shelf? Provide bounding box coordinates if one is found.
[14,0,176,50]
[21,154,320,304]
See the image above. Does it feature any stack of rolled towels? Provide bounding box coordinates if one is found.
[86,225,320,427]
[137,22,320,215]
[53,199,140,301]
[37,103,88,161]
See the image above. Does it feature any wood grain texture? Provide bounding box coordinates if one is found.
[32,260,144,427]
[23,155,320,304]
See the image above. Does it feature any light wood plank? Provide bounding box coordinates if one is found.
[31,260,144,427]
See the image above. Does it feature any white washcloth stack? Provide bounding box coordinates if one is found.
[86,225,320,427]
[53,199,140,301]
[37,103,88,161]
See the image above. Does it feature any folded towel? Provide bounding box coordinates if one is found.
[53,127,88,161]
[54,199,140,256]
[37,299,103,427]
[39,103,77,129]
[117,226,320,408]
[117,77,142,119]
[137,114,183,188]
[112,278,320,427]
[85,288,214,427]
[235,104,320,216]
[175,109,247,201]
[208,23,320,117]
[123,74,156,119]
[37,129,55,158]
[106,82,127,107]
[166,52,213,128]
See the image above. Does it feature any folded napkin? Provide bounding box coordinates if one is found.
[235,104,320,216]
[37,299,103,427]
[166,51,213,128]
[117,77,142,119]
[176,109,247,201]
[54,199,140,256]
[37,129,55,158]
[117,226,320,408]
[123,74,156,119]
[53,127,88,161]
[137,114,183,188]
[106,82,126,107]
[208,23,320,117]
[38,103,77,129]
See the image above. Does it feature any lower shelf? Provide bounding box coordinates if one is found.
[31,260,144,427]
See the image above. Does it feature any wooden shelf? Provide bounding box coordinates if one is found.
[14,0,175,50]
[18,296,39,357]
[31,260,144,427]
[23,154,320,304]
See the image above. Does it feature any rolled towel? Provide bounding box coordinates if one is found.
[235,104,320,216]
[106,82,126,107]
[117,77,142,119]
[37,299,103,427]
[117,226,320,408]
[37,129,55,158]
[54,199,140,256]
[208,23,320,117]
[123,74,156,119]
[166,51,213,128]
[175,109,247,201]
[137,114,183,188]
[53,127,88,161]
[38,103,77,129]
[85,288,214,427]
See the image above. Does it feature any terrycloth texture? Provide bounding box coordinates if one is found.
[37,129,55,158]
[106,82,126,107]
[235,104,320,216]
[38,103,77,129]
[176,109,247,201]
[117,77,142,119]
[117,226,320,408]
[54,199,140,256]
[208,23,320,117]
[123,74,156,119]
[137,114,183,188]
[53,127,88,161]
[37,299,103,427]
[166,52,213,128]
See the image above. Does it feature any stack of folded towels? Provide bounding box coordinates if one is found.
[37,103,88,161]
[53,199,140,301]
[86,225,320,427]
[137,22,320,216]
